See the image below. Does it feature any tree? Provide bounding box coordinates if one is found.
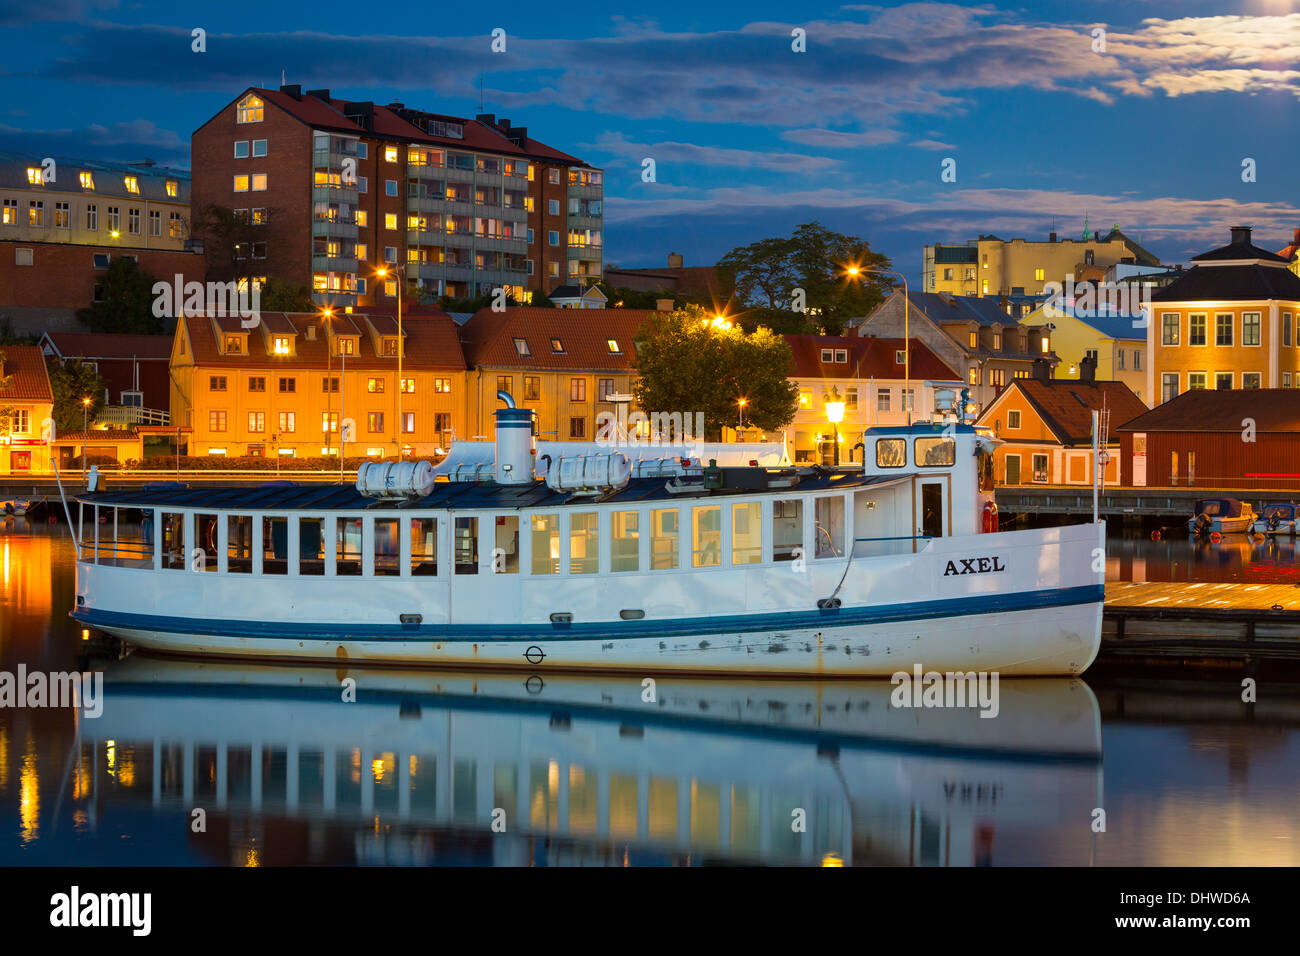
[191,203,278,291]
[631,305,799,441]
[47,359,106,434]
[259,278,315,312]
[75,257,161,334]
[0,349,13,440]
[717,221,894,335]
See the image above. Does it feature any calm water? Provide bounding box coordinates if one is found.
[1,519,1298,866]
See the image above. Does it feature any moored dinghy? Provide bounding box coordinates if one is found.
[1251,502,1297,536]
[1189,498,1257,536]
[69,390,1104,676]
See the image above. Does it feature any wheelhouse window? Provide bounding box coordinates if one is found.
[732,502,761,565]
[299,518,325,575]
[411,518,437,576]
[228,516,252,572]
[650,508,679,570]
[691,506,721,567]
[195,514,218,571]
[570,513,598,574]
[915,437,956,467]
[454,517,478,574]
[262,517,288,574]
[337,518,362,575]
[772,499,802,561]
[876,438,906,468]
[161,512,185,570]
[531,515,559,574]
[814,496,844,558]
[374,519,400,576]
[494,515,518,573]
[611,511,639,571]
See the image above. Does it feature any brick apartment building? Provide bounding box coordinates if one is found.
[190,87,603,312]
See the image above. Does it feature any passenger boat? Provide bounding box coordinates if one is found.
[1189,498,1257,536]
[1251,502,1297,537]
[83,657,1104,865]
[2,499,30,517]
[69,392,1104,676]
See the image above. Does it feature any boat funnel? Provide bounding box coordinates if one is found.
[494,391,536,484]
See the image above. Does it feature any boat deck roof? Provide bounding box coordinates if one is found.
[76,470,912,511]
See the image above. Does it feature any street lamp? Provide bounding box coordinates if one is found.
[824,386,845,467]
[81,397,91,483]
[845,263,911,424]
[736,397,747,441]
[320,306,334,458]
[375,263,405,457]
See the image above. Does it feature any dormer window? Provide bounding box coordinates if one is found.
[513,337,530,356]
[336,337,356,356]
[895,350,906,365]
[834,349,847,363]
[993,332,1002,350]
[124,175,139,194]
[551,338,565,353]
[237,94,264,124]
[79,171,94,190]
[26,167,42,186]
[272,335,291,355]
[607,339,621,354]
[166,180,178,198]
[223,335,244,354]
[382,338,398,357]
[821,348,833,362]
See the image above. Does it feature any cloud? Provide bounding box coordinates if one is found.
[780,128,902,147]
[0,119,188,166]
[585,131,839,174]
[910,139,954,151]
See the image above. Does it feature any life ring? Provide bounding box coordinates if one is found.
[982,500,999,534]
[1151,530,1161,541]
[1210,530,1222,543]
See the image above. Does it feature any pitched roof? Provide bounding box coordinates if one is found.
[906,291,1015,327]
[1115,388,1300,433]
[0,150,188,202]
[1191,226,1290,264]
[43,332,173,360]
[784,335,962,381]
[1277,228,1300,263]
[1150,263,1300,302]
[180,311,466,370]
[999,378,1148,444]
[1097,227,1162,267]
[0,345,53,402]
[461,307,658,370]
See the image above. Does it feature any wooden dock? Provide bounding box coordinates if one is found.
[1102,581,1300,665]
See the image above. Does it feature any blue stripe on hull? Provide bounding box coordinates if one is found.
[72,584,1103,643]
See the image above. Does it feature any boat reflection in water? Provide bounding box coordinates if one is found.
[83,658,1103,866]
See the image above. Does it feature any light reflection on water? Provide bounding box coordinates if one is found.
[0,519,1298,866]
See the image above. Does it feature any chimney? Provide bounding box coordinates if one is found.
[667,253,684,268]
[498,118,511,131]
[305,88,331,102]
[279,84,302,99]
[1032,357,1052,382]
[476,113,496,126]
[1049,231,1057,243]
[1079,354,1097,383]
[1230,225,1252,246]
[656,298,674,312]
[305,324,317,341]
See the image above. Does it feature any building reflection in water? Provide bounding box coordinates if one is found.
[65,658,1104,866]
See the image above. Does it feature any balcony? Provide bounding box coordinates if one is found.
[312,217,358,240]
[568,213,602,231]
[568,181,603,201]
[572,244,604,262]
[97,405,170,427]
[312,254,358,273]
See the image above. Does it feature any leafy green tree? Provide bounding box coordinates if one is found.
[718,221,894,334]
[47,359,106,435]
[0,349,13,439]
[75,257,161,334]
[258,278,315,312]
[191,203,277,291]
[631,305,799,441]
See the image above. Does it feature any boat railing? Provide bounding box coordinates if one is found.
[83,536,155,569]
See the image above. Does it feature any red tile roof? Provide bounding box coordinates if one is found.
[42,332,172,360]
[997,378,1147,444]
[785,335,962,381]
[180,311,466,371]
[1115,388,1300,433]
[0,345,53,402]
[461,307,658,370]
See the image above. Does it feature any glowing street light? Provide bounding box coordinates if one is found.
[737,397,747,439]
[81,396,91,483]
[824,386,845,466]
[375,264,405,457]
[844,263,912,423]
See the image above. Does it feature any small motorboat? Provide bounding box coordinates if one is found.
[1251,502,1298,537]
[2,499,30,517]
[1189,498,1257,536]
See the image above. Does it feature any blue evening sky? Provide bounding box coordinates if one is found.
[3,0,1298,283]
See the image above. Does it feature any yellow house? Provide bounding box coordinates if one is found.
[170,309,468,459]
[460,306,659,441]
[1021,299,1148,403]
[976,371,1147,485]
[0,345,54,475]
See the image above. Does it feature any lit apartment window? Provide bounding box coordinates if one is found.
[385,213,397,230]
[28,201,43,227]
[278,412,295,432]
[272,336,290,355]
[355,210,367,227]
[548,169,561,184]
[435,378,452,393]
[968,331,977,348]
[514,338,530,356]
[384,146,398,163]
[401,379,415,393]
[237,95,264,123]
[166,180,178,197]
[251,174,267,191]
[1034,268,1044,281]
[124,175,139,194]
[169,212,182,238]
[79,171,94,190]
[607,339,621,354]
[384,280,396,297]
[367,378,385,393]
[54,202,70,228]
[234,175,249,192]
[26,167,42,185]
[1,199,16,224]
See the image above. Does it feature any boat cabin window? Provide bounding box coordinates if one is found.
[772,499,803,561]
[531,515,559,574]
[915,436,956,467]
[337,517,362,575]
[815,496,844,558]
[876,439,906,468]
[411,518,437,575]
[161,512,185,570]
[732,502,761,565]
[570,512,598,574]
[262,517,288,574]
[196,513,218,571]
[493,516,518,573]
[611,511,639,571]
[374,518,400,576]
[454,517,478,574]
[651,508,678,570]
[692,505,721,567]
[228,515,253,573]
[977,448,994,492]
[300,518,325,575]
